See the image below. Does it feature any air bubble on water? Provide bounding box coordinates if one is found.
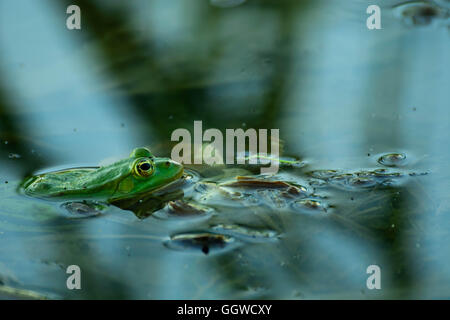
[8,153,21,159]
[378,153,407,167]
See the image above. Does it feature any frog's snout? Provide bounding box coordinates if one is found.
[167,158,184,178]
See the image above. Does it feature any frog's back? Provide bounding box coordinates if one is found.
[21,168,103,199]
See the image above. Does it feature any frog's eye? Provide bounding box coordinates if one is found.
[133,159,154,178]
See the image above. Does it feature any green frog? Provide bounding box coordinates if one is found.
[20,147,184,202]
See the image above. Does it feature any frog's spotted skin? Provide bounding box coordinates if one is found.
[20,147,184,202]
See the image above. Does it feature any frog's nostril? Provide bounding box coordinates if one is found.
[165,161,171,167]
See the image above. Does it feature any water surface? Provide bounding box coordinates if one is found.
[0,0,449,299]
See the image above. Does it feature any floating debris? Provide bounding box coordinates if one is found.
[237,154,305,168]
[308,168,408,191]
[408,171,429,177]
[334,174,381,191]
[347,177,378,188]
[167,200,209,215]
[292,199,327,214]
[211,224,279,242]
[378,153,407,167]
[392,1,449,27]
[192,175,310,210]
[161,200,213,218]
[221,176,308,196]
[61,201,103,218]
[357,168,403,178]
[308,170,341,180]
[8,153,21,159]
[164,232,235,255]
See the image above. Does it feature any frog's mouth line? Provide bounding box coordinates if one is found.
[149,168,185,195]
[110,167,184,200]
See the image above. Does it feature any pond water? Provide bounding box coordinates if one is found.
[0,0,449,299]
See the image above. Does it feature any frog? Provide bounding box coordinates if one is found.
[20,147,184,203]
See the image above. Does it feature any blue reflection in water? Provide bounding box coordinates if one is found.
[0,0,448,299]
[0,0,149,164]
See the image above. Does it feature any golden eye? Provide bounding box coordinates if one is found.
[133,159,154,177]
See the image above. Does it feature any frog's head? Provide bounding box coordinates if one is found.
[110,147,184,201]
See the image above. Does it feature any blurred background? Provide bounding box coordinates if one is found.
[0,0,449,299]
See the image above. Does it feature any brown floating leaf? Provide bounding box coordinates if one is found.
[165,232,235,255]
[222,176,306,195]
[167,200,209,216]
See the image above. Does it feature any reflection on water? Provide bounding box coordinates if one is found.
[0,0,449,299]
[210,0,247,9]
[393,1,450,26]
